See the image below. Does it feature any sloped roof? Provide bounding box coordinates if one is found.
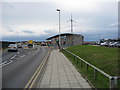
[46,33,84,40]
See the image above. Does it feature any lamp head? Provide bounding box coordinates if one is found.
[57,9,60,11]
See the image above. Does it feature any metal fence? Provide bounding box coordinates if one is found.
[63,48,119,89]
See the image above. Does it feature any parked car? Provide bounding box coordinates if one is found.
[28,44,33,48]
[41,42,47,46]
[116,42,120,47]
[17,43,22,48]
[109,42,118,47]
[100,42,108,46]
[8,44,18,52]
[108,42,114,47]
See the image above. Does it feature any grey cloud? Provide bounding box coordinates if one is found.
[108,22,118,27]
[2,35,48,41]
[22,30,33,33]
[44,29,58,36]
[80,29,118,41]
[5,26,14,32]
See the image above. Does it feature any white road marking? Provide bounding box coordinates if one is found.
[1,60,13,68]
[11,55,17,59]
[21,55,25,58]
[17,52,20,54]
[28,52,31,54]
[0,61,7,66]
[16,55,25,59]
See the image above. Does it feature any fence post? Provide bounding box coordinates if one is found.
[75,56,76,63]
[81,60,83,67]
[94,69,97,80]
[76,57,78,64]
[86,64,88,70]
[73,55,74,60]
[109,77,117,89]
[114,77,118,87]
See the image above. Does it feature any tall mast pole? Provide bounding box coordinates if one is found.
[71,14,73,33]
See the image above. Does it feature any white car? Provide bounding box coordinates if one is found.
[109,42,118,47]
[109,42,114,47]
[8,44,18,52]
[116,42,120,47]
[100,42,108,46]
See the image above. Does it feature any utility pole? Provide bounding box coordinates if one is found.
[70,14,73,33]
[67,14,76,33]
[67,14,76,46]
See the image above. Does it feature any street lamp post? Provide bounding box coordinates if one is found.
[57,9,61,49]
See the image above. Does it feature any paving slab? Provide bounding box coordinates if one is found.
[37,49,92,88]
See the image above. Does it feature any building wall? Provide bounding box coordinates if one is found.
[65,34,83,46]
[66,35,73,46]
[49,34,84,47]
[74,34,84,45]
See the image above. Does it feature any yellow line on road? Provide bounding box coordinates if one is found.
[29,54,48,88]
[24,50,51,89]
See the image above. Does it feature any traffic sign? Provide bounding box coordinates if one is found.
[29,40,33,44]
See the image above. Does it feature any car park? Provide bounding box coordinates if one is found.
[108,42,114,47]
[8,44,18,52]
[99,38,120,48]
[109,42,118,47]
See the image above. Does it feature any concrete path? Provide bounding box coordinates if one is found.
[37,49,92,88]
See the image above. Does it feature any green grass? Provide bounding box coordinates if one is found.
[62,45,119,88]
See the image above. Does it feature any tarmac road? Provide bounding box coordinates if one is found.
[2,46,49,88]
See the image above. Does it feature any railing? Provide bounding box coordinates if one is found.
[63,48,119,89]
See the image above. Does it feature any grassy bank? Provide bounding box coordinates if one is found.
[62,45,119,88]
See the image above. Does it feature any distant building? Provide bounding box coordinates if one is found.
[46,33,84,48]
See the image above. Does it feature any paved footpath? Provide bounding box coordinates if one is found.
[37,49,92,88]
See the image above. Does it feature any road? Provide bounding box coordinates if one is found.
[2,46,49,88]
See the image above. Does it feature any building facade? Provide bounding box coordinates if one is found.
[46,33,84,48]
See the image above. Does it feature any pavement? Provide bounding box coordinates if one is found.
[37,49,92,88]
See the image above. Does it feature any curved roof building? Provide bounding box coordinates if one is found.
[46,33,84,47]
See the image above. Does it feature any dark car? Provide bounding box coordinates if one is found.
[28,44,33,48]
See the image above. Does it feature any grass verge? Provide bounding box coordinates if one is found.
[62,45,119,88]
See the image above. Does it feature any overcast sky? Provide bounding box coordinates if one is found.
[1,0,119,41]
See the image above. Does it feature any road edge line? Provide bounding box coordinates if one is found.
[29,49,51,88]
[24,49,51,89]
